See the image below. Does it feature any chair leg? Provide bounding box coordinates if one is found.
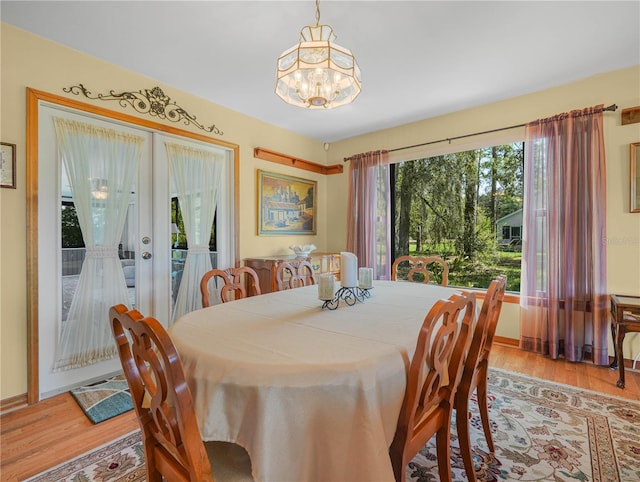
[143,444,163,482]
[477,368,495,452]
[389,435,406,482]
[456,395,477,482]
[435,423,453,482]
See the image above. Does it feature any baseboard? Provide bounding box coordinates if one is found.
[608,356,639,370]
[493,338,638,368]
[0,393,28,415]
[494,336,519,347]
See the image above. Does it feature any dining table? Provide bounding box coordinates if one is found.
[169,279,464,482]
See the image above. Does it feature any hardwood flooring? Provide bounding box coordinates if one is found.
[1,344,639,481]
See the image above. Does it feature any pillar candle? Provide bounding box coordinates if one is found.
[340,252,358,288]
[318,274,335,300]
[359,267,373,289]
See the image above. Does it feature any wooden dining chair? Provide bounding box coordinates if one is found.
[389,291,476,482]
[391,255,449,286]
[275,259,317,291]
[200,267,261,306]
[454,276,507,482]
[109,304,254,482]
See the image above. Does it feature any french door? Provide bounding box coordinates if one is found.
[35,102,234,399]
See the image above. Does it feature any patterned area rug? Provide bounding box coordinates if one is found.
[70,375,133,424]
[411,368,640,481]
[24,431,144,482]
[25,368,640,481]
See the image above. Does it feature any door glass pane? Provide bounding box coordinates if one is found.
[118,196,137,309]
[60,170,137,323]
[169,193,218,313]
[171,196,186,309]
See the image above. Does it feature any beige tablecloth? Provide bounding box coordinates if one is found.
[170,280,461,482]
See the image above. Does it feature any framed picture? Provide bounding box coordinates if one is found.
[1,142,16,189]
[257,170,317,235]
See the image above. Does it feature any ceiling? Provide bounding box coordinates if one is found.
[2,1,639,143]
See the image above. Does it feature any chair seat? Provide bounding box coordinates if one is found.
[205,442,254,482]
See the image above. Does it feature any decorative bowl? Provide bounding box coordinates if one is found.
[289,244,317,258]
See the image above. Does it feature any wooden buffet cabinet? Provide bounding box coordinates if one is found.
[244,253,341,294]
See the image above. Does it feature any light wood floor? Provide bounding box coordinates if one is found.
[1,344,639,481]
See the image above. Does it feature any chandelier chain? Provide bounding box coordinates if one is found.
[315,0,321,26]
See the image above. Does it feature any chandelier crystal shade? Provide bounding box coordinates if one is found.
[275,2,361,109]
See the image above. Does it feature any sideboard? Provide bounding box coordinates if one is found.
[244,253,341,294]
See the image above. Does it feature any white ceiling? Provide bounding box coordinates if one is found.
[2,1,639,142]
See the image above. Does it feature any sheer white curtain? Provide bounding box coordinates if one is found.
[53,118,142,371]
[168,142,224,322]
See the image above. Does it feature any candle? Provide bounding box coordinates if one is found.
[359,267,373,289]
[318,274,335,300]
[340,252,358,288]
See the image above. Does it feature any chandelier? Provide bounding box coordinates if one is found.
[275,0,361,109]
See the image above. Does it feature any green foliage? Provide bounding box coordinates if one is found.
[61,205,84,248]
[172,197,216,250]
[395,143,524,290]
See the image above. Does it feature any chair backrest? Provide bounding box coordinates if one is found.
[391,255,449,286]
[275,260,317,291]
[464,275,507,380]
[109,304,213,482]
[200,267,261,306]
[453,276,506,482]
[390,291,475,482]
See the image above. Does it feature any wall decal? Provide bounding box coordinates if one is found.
[63,84,223,135]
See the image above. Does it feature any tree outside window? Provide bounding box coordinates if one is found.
[392,143,524,291]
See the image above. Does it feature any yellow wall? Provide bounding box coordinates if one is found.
[2,22,639,400]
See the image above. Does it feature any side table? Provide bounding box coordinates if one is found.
[609,294,640,389]
[244,253,341,294]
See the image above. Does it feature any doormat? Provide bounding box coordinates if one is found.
[70,374,134,424]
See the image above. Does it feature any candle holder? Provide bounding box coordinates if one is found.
[321,286,372,310]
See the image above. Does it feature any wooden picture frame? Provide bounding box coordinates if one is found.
[257,170,317,235]
[631,142,640,213]
[1,142,16,189]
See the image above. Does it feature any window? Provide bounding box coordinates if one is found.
[391,143,524,291]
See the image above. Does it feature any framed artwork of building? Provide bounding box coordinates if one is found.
[257,170,317,235]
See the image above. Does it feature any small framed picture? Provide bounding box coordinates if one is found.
[1,142,16,189]
[257,170,317,235]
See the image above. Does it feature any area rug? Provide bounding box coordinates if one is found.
[23,431,144,482]
[70,375,133,424]
[26,368,640,481]
[411,368,640,481]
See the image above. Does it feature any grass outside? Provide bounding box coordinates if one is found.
[406,246,521,292]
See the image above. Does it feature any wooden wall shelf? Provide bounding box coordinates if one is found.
[254,147,343,175]
[621,106,640,125]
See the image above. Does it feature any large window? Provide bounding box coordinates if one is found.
[392,143,524,292]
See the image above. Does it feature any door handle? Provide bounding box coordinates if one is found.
[142,252,152,260]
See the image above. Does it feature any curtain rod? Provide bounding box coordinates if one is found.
[343,103,618,161]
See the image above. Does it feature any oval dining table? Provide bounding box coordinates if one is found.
[169,279,463,482]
